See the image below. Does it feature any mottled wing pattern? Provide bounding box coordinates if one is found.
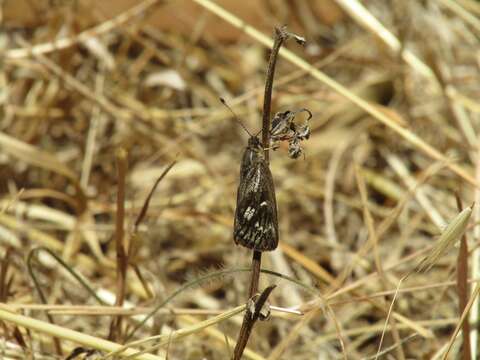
[234,144,278,251]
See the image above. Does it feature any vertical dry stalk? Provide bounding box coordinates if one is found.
[232,27,289,360]
[261,27,288,163]
[456,195,471,360]
[109,148,129,341]
[442,282,480,360]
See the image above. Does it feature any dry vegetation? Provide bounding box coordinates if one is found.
[1,0,480,359]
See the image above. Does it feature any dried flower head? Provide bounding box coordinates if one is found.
[270,108,312,159]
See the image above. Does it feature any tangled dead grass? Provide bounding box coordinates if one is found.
[1,0,480,359]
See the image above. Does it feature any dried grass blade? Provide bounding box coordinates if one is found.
[0,131,77,181]
[0,307,163,360]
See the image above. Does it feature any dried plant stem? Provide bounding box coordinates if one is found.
[233,27,287,360]
[469,151,480,358]
[455,195,472,360]
[250,26,286,297]
[109,148,129,341]
[248,251,262,298]
[261,27,288,162]
[442,282,480,359]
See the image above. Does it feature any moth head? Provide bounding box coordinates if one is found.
[247,136,265,156]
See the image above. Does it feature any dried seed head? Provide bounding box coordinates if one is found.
[292,34,306,46]
[276,25,306,46]
[271,110,295,139]
[270,108,312,159]
[288,138,304,159]
[416,203,474,273]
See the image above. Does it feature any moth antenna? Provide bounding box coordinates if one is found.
[220,98,254,137]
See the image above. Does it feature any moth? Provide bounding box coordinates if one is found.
[219,98,279,252]
[234,135,279,251]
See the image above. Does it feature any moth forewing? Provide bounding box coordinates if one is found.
[234,136,279,251]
